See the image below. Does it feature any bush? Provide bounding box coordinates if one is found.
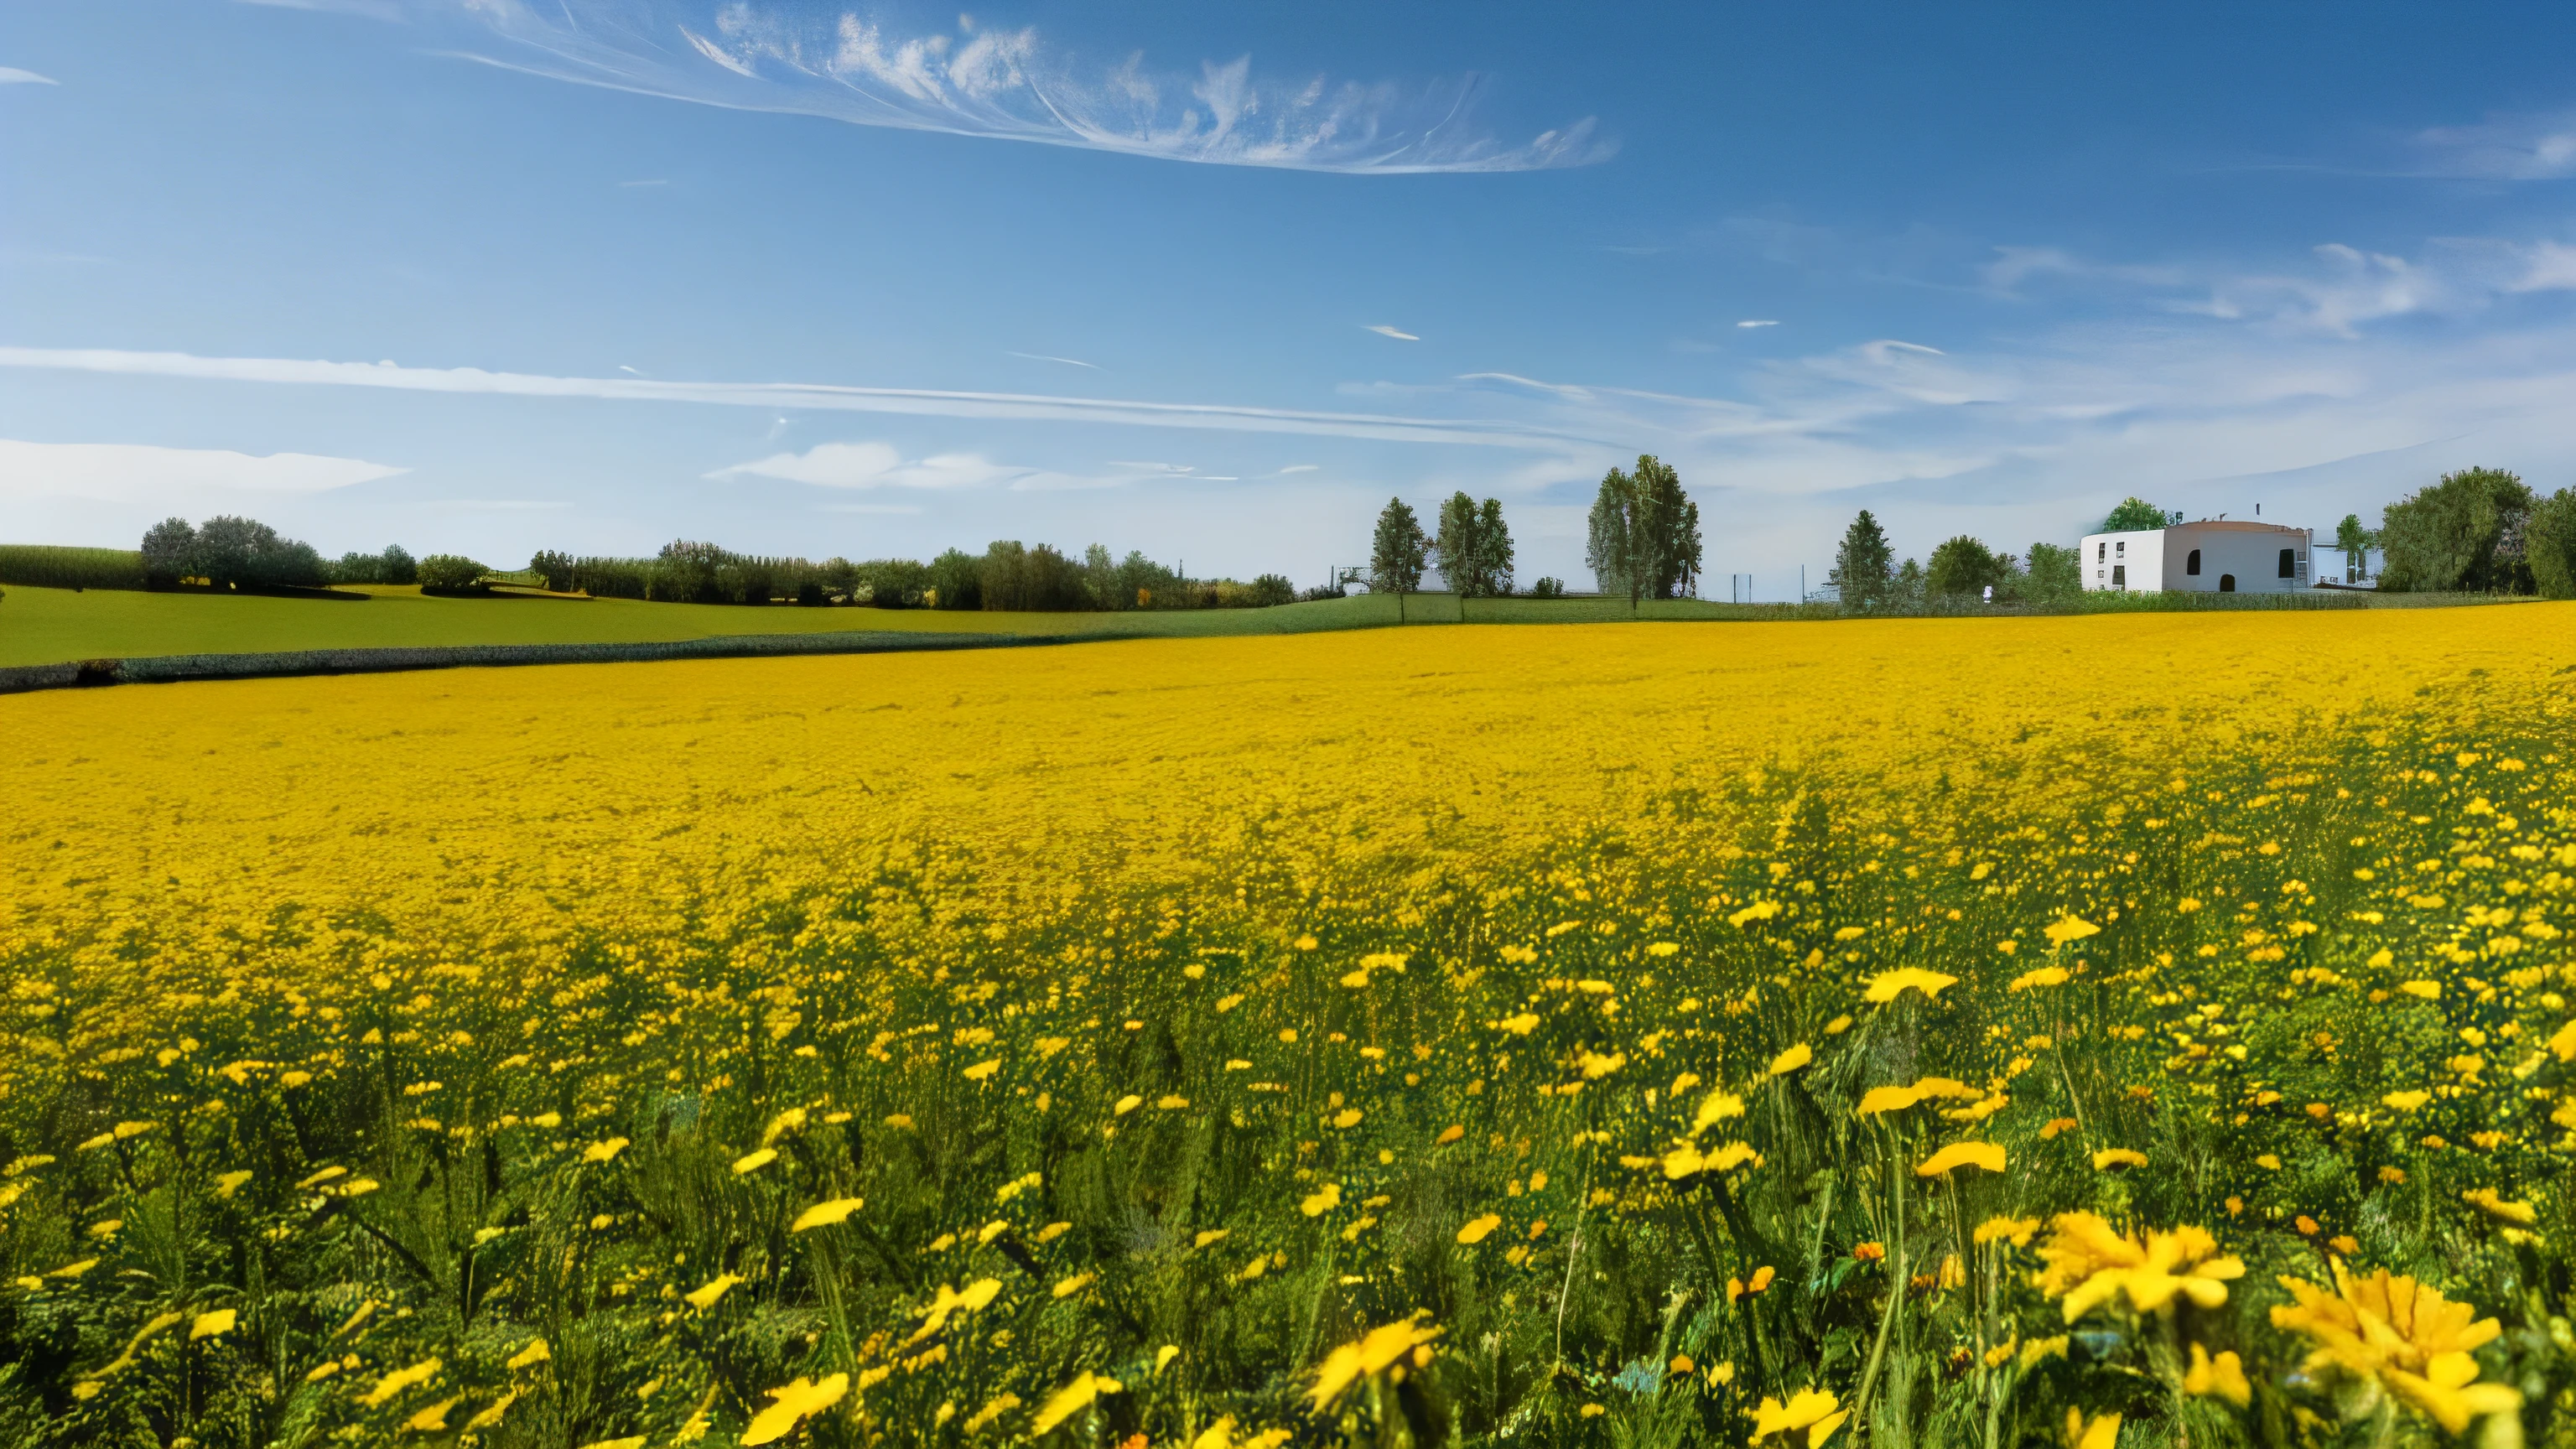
[1247,574,1296,608]
[1528,576,1566,600]
[928,548,984,610]
[0,544,148,590]
[142,516,326,590]
[416,554,492,594]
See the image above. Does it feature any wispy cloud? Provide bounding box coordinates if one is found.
[1008,351,1099,370]
[428,3,1608,174]
[235,0,403,17]
[1363,325,1420,340]
[2407,107,2576,180]
[0,345,1580,449]
[0,67,59,85]
[0,439,405,504]
[714,440,1254,492]
[1735,319,1778,329]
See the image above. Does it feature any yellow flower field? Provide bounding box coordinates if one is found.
[2,606,2572,1447]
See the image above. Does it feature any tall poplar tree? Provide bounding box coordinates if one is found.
[1370,496,1430,620]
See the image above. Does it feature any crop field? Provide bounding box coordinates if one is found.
[3,608,2573,1448]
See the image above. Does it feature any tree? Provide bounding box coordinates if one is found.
[2103,497,2177,532]
[1248,574,1296,607]
[2528,488,2576,600]
[2021,542,2082,606]
[1477,497,1515,598]
[1370,497,1429,616]
[2332,514,2376,584]
[1925,536,2006,599]
[529,549,574,593]
[1433,492,1515,598]
[1587,455,1703,607]
[1586,468,1640,604]
[141,517,196,587]
[927,548,984,610]
[1828,510,1895,610]
[2379,467,2535,593]
[1892,558,1926,609]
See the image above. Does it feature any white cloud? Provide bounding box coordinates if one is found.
[0,345,1576,449]
[2408,108,2576,180]
[0,439,406,504]
[1275,464,1319,474]
[1735,319,1778,329]
[1364,325,1420,340]
[0,67,59,85]
[1007,351,1099,369]
[709,441,1249,493]
[709,442,1022,490]
[429,3,1608,174]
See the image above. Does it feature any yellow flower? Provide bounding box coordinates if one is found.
[791,1197,865,1232]
[740,1374,849,1446]
[2381,1090,2431,1112]
[2009,966,2070,992]
[1862,968,1958,1003]
[2036,1214,2241,1322]
[1747,1387,1849,1447]
[1768,1042,1813,1075]
[1307,1314,1438,1409]
[1301,1183,1343,1217]
[2182,1343,2251,1408]
[907,1278,1004,1343]
[2044,916,2101,948]
[2062,1410,2120,1449]
[683,1274,742,1310]
[730,1149,776,1174]
[189,1308,236,1341]
[2459,1188,2536,1225]
[1856,1077,1980,1117]
[580,1138,628,1164]
[1457,1214,1502,1245]
[2090,1148,2148,1171]
[1914,1141,2006,1177]
[2270,1263,2522,1433]
[1973,1215,2040,1248]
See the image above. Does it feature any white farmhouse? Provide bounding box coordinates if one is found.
[2078,519,2314,594]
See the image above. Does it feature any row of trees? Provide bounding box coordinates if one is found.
[1828,510,2085,609]
[139,517,485,595]
[1365,454,1704,606]
[527,539,1302,611]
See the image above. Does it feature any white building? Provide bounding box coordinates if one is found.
[2079,520,2314,594]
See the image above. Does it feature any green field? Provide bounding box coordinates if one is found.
[0,584,1811,667]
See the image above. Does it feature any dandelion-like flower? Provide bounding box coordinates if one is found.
[2036,1213,2241,1322]
[2269,1263,2521,1433]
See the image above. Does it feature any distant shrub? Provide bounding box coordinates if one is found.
[417,554,492,594]
[330,544,418,586]
[0,544,148,590]
[1246,574,1296,608]
[1528,576,1566,599]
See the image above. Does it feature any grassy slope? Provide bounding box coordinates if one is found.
[0,585,1757,667]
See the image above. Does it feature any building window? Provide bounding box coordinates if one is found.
[2220,574,2236,593]
[2115,540,2125,557]
[2277,548,2294,579]
[2112,564,2125,588]
[2186,548,2201,576]
[2096,542,2106,561]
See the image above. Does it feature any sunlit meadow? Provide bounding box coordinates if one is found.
[3,609,2573,1447]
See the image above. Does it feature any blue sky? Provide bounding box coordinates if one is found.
[8,2,2576,595]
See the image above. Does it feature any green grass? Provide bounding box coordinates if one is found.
[0,581,2528,670]
[0,586,1789,668]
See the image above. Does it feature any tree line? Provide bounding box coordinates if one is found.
[525,540,1304,610]
[1828,468,2576,607]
